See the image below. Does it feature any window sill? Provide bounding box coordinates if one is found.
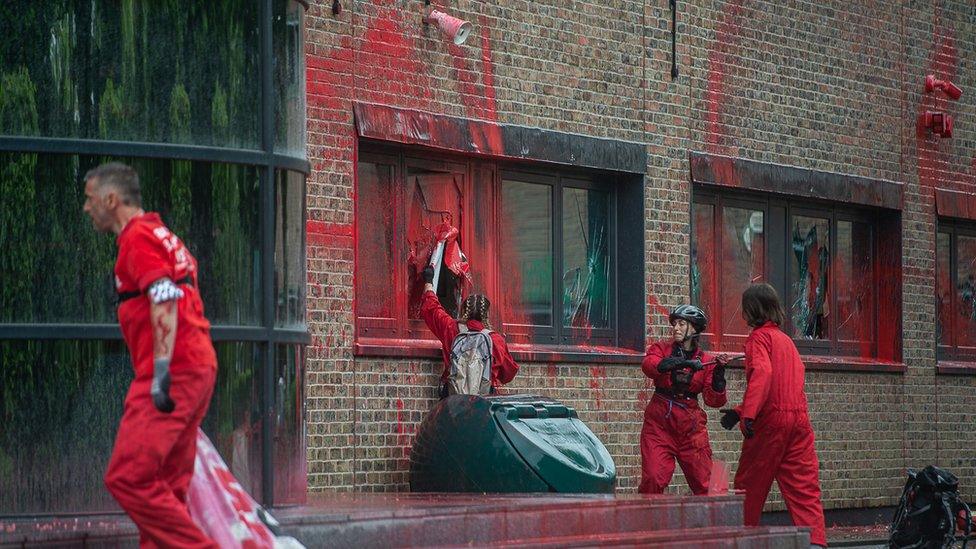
[801,355,905,373]
[354,337,644,364]
[936,361,976,375]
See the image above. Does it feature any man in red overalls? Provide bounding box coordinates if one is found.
[720,283,827,548]
[84,162,218,548]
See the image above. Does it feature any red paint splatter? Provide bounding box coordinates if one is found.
[703,1,748,157]
[306,220,354,248]
[588,366,607,409]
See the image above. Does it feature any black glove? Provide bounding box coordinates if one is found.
[151,357,176,413]
[720,408,739,430]
[657,356,684,373]
[711,362,727,392]
[682,359,704,372]
[422,265,435,284]
[742,418,755,438]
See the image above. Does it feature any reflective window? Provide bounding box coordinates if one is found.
[835,221,873,344]
[0,340,131,514]
[0,1,261,147]
[273,0,306,156]
[275,170,306,327]
[939,222,976,359]
[273,344,306,504]
[693,189,882,356]
[200,342,265,500]
[0,153,261,325]
[0,340,268,513]
[722,206,764,337]
[502,179,553,327]
[937,231,952,347]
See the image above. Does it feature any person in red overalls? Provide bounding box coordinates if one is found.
[639,305,728,495]
[418,266,519,397]
[719,283,827,548]
[83,163,218,548]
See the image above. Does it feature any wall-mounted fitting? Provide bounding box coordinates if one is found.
[424,9,472,46]
[925,74,963,100]
[924,110,954,138]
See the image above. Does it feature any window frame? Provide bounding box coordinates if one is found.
[693,186,881,358]
[355,143,621,349]
[936,219,976,361]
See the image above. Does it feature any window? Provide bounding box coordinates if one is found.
[693,188,892,359]
[937,220,976,360]
[356,145,641,350]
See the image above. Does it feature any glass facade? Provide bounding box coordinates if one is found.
[0,0,308,513]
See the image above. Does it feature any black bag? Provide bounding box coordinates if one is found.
[889,466,972,549]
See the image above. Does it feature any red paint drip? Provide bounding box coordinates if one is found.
[704,0,747,156]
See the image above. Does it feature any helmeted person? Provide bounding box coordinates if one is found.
[719,283,827,548]
[83,162,218,548]
[639,304,728,494]
[418,265,519,397]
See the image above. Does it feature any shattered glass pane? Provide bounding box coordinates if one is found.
[835,221,873,343]
[692,203,717,328]
[721,207,764,336]
[937,232,951,347]
[356,161,396,319]
[501,180,553,326]
[406,168,464,319]
[562,187,610,329]
[955,235,976,347]
[790,216,830,340]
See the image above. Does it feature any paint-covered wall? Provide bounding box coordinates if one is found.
[304,0,976,512]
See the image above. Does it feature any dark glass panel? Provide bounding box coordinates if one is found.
[0,340,131,514]
[721,207,764,336]
[272,344,305,505]
[273,0,306,156]
[937,231,952,347]
[955,235,976,347]
[562,187,610,329]
[356,161,396,320]
[501,180,553,327]
[0,1,261,147]
[200,342,264,501]
[691,203,716,327]
[790,215,830,340]
[0,153,260,325]
[835,221,873,343]
[275,170,306,328]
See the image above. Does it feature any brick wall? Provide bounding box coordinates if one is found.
[304,0,976,511]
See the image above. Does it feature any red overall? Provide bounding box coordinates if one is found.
[104,213,218,549]
[639,341,726,494]
[419,290,519,387]
[733,322,827,547]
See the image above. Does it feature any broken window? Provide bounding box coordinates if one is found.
[693,188,886,357]
[790,215,830,340]
[562,186,610,329]
[354,144,626,349]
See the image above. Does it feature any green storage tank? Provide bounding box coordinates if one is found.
[409,394,616,493]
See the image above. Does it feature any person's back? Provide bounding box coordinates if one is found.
[743,322,808,417]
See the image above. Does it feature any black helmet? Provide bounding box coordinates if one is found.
[669,304,707,332]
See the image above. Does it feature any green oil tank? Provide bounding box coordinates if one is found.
[409,394,616,493]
